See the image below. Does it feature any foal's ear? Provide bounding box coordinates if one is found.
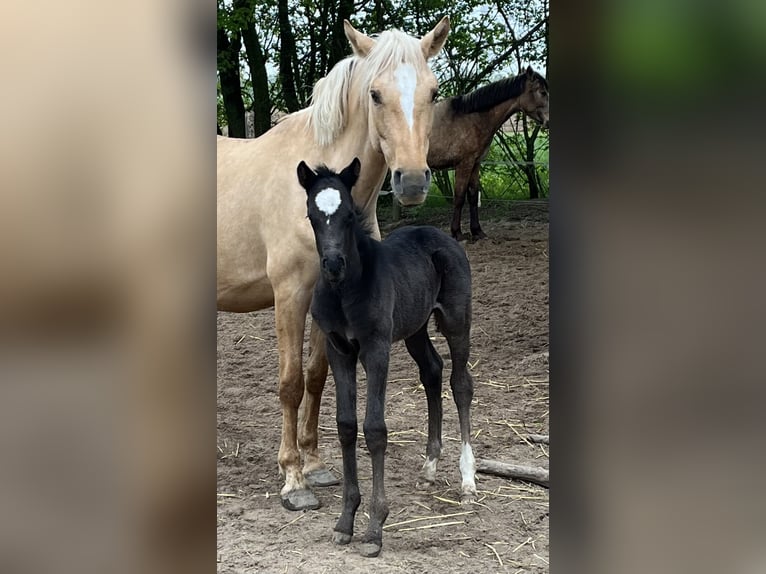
[296,161,317,193]
[421,16,450,60]
[344,20,375,57]
[339,157,361,190]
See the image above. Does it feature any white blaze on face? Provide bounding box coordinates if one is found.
[394,63,417,131]
[314,187,342,225]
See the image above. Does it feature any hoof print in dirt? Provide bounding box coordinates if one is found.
[332,530,352,545]
[280,489,320,511]
[305,469,341,487]
[358,540,382,558]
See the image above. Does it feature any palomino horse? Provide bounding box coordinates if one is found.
[217,18,450,511]
[298,158,475,557]
[429,66,549,239]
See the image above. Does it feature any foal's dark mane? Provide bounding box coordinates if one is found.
[311,164,375,239]
[450,70,547,115]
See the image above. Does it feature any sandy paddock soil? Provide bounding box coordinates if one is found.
[217,203,549,573]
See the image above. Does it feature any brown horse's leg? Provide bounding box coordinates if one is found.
[467,163,487,239]
[450,164,472,240]
[274,288,319,511]
[299,320,339,487]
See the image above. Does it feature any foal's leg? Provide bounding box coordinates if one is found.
[450,163,472,240]
[404,324,444,483]
[274,286,319,511]
[298,320,339,487]
[438,311,477,502]
[467,163,487,240]
[358,342,391,557]
[326,343,361,545]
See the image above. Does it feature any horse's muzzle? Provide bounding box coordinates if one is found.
[321,254,346,283]
[392,168,431,206]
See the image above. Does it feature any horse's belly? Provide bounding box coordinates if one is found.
[217,277,274,312]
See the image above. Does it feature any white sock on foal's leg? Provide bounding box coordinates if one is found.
[459,442,476,501]
[422,456,439,483]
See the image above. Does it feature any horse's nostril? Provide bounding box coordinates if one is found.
[392,170,402,188]
[424,168,431,184]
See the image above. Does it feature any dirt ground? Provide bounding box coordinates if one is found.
[217,202,549,573]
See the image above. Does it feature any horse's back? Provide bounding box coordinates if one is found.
[381,226,471,337]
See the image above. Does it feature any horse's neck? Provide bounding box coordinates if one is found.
[330,114,387,234]
[485,96,523,131]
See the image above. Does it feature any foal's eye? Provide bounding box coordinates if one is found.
[370,90,382,105]
[431,89,438,102]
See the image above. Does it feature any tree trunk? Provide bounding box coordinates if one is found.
[328,0,355,69]
[236,0,271,137]
[217,27,246,138]
[277,0,301,112]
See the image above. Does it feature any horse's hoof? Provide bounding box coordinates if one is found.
[281,488,320,511]
[460,493,476,505]
[460,487,477,505]
[332,530,352,545]
[471,231,488,240]
[305,468,341,487]
[358,541,382,557]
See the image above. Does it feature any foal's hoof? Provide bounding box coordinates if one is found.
[358,540,383,558]
[332,530,352,545]
[305,468,341,487]
[460,492,476,505]
[281,488,320,511]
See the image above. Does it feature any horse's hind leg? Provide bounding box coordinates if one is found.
[404,324,444,483]
[437,309,477,502]
[274,287,319,511]
[467,163,487,240]
[450,164,472,240]
[299,320,339,487]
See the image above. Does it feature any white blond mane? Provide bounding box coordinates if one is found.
[308,29,429,147]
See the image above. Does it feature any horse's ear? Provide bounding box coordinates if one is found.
[526,65,534,77]
[339,157,361,190]
[420,16,450,60]
[344,20,375,57]
[296,161,316,193]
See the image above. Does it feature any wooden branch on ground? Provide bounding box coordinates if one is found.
[476,459,549,488]
[526,434,549,445]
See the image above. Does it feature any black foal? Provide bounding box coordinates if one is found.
[297,157,476,558]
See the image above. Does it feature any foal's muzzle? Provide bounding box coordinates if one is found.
[392,168,431,206]
[321,253,346,283]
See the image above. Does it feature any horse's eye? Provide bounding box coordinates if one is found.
[431,89,438,103]
[370,90,382,105]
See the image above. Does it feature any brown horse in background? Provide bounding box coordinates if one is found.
[217,18,450,511]
[428,66,549,240]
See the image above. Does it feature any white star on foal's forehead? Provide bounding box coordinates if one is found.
[314,187,342,224]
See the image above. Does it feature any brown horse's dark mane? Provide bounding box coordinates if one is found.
[450,70,547,115]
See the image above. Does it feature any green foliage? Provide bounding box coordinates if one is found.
[218,0,549,193]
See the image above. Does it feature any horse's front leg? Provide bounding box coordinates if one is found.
[359,342,391,557]
[298,320,339,487]
[326,342,360,545]
[274,286,319,511]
